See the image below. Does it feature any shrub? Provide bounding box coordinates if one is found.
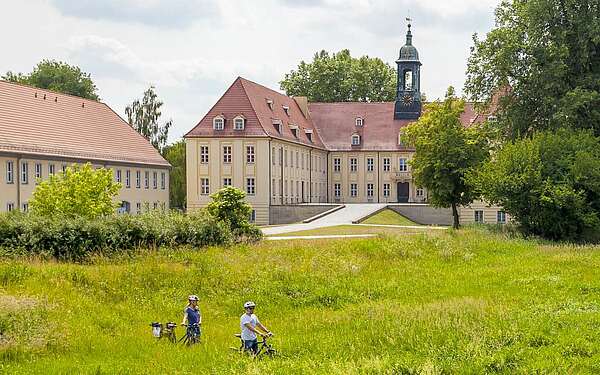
[0,211,233,260]
[206,186,262,241]
[29,163,121,219]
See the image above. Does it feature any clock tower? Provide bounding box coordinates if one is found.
[394,21,422,120]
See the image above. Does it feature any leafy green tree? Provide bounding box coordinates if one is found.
[465,0,600,139]
[403,87,490,229]
[206,186,252,230]
[126,86,172,153]
[2,60,99,100]
[162,140,186,209]
[280,49,397,102]
[29,163,121,219]
[470,130,600,242]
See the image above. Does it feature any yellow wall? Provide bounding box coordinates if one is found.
[0,155,169,214]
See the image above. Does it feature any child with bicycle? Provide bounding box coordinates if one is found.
[240,301,272,354]
[182,295,201,340]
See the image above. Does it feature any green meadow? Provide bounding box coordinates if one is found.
[2,228,600,374]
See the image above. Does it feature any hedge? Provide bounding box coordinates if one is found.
[0,211,262,260]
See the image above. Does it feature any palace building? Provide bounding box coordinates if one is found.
[0,80,170,213]
[185,24,505,225]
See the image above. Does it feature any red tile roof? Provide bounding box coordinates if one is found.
[0,80,170,167]
[186,77,489,152]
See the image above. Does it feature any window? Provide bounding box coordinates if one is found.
[153,202,158,210]
[234,116,245,130]
[296,152,299,168]
[404,70,413,91]
[279,148,283,166]
[290,152,293,167]
[136,202,141,214]
[213,116,224,130]
[383,158,390,172]
[266,98,274,110]
[301,154,305,169]
[21,202,28,212]
[246,178,255,195]
[223,146,232,163]
[474,210,484,223]
[416,187,424,197]
[398,158,408,172]
[48,163,55,176]
[145,171,149,189]
[35,163,42,179]
[355,117,364,127]
[272,179,277,197]
[136,171,141,188]
[249,209,256,223]
[497,211,506,224]
[367,183,374,198]
[62,164,67,173]
[126,170,131,188]
[200,146,209,164]
[116,169,122,183]
[6,161,13,183]
[487,115,498,122]
[272,147,276,165]
[333,158,341,172]
[350,158,357,172]
[367,158,374,172]
[153,171,158,189]
[6,202,15,212]
[282,105,289,116]
[351,134,360,145]
[291,127,298,138]
[21,162,28,184]
[273,120,282,134]
[284,180,288,196]
[383,183,390,197]
[223,178,232,187]
[246,145,255,163]
[350,183,358,197]
[334,183,341,198]
[284,150,288,167]
[200,178,210,195]
[305,131,312,142]
[160,172,165,190]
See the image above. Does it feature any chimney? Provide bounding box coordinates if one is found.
[293,96,310,119]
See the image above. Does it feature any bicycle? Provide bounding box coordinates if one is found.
[230,333,277,358]
[179,323,201,346]
[150,322,178,343]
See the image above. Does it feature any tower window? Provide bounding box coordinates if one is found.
[351,134,360,145]
[404,70,413,91]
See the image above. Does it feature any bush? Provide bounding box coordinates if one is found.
[0,211,234,260]
[472,129,600,242]
[206,186,262,241]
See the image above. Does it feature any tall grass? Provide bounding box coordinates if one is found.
[2,229,600,373]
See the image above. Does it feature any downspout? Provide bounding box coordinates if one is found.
[309,148,312,203]
[268,139,272,207]
[326,150,329,203]
[377,151,380,203]
[280,146,284,205]
[16,155,21,210]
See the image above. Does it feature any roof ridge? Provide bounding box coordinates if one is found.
[0,79,103,105]
[238,77,291,99]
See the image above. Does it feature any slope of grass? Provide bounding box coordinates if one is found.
[361,209,420,226]
[2,229,600,373]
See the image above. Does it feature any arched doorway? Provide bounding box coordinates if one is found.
[397,182,409,203]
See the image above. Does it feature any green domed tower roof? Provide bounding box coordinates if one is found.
[397,23,419,62]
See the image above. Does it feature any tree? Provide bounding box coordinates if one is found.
[465,0,600,139]
[2,60,99,100]
[29,163,121,219]
[280,49,397,102]
[162,140,186,209]
[471,130,600,242]
[206,186,252,232]
[402,87,490,229]
[126,86,172,153]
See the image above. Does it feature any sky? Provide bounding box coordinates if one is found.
[0,0,500,143]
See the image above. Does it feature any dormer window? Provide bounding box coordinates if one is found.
[282,105,290,116]
[355,117,364,127]
[213,116,225,130]
[266,99,274,110]
[289,124,298,138]
[233,115,245,130]
[351,134,360,145]
[304,129,313,142]
[487,115,498,122]
[272,119,282,134]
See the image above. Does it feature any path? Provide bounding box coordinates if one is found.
[262,203,386,235]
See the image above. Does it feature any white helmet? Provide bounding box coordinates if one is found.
[188,295,199,301]
[243,301,256,308]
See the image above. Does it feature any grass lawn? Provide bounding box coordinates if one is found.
[270,224,438,237]
[2,228,600,373]
[361,209,421,226]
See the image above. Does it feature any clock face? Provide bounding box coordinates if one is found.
[402,94,413,106]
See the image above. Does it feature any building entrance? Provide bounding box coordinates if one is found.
[397,182,409,203]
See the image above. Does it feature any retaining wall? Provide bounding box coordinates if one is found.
[387,204,453,226]
[269,205,339,225]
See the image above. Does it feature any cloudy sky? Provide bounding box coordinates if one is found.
[1,0,500,143]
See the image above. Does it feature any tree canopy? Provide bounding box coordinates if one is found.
[162,140,186,210]
[465,0,600,139]
[126,86,172,153]
[403,87,490,229]
[2,60,99,100]
[280,49,397,102]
